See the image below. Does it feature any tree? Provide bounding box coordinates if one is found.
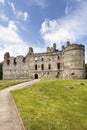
[85,64,87,79]
[0,62,3,79]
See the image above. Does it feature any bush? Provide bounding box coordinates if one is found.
[0,62,3,80]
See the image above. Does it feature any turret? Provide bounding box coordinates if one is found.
[47,43,57,52]
[53,43,56,51]
[4,52,10,60]
[29,47,33,55]
[62,42,85,79]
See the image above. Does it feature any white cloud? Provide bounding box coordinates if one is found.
[10,2,16,14]
[8,1,29,22]
[67,0,81,2]
[30,0,46,8]
[35,0,46,8]
[17,11,29,21]
[0,21,42,62]
[0,14,9,21]
[8,21,18,32]
[0,23,29,62]
[65,3,72,15]
[0,0,5,5]
[24,12,29,21]
[41,1,87,45]
[40,1,87,62]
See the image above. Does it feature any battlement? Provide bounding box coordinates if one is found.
[62,41,85,52]
[4,52,10,59]
[47,43,58,52]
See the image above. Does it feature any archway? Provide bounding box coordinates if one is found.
[34,74,38,79]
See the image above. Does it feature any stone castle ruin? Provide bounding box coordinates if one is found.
[3,41,86,79]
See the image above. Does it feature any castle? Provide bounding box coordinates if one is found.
[3,41,86,79]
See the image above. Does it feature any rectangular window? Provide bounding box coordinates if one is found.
[48,64,51,70]
[35,64,37,70]
[57,63,60,69]
[41,64,44,70]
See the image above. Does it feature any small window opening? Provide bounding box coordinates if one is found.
[71,73,75,75]
[7,59,10,65]
[57,63,60,69]
[41,64,44,70]
[23,57,26,63]
[35,64,37,70]
[14,58,17,65]
[48,64,51,70]
[58,56,60,59]
[41,58,44,61]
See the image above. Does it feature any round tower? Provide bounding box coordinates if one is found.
[62,42,85,79]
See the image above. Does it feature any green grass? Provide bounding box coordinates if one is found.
[0,79,28,90]
[11,79,87,130]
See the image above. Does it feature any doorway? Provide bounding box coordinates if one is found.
[34,74,38,79]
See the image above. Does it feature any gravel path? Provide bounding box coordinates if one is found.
[0,79,40,130]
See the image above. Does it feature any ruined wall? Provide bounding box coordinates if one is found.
[28,52,62,79]
[3,54,29,79]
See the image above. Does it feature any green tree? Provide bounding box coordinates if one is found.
[85,64,87,79]
[0,62,3,80]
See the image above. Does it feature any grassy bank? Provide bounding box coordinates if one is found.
[12,79,87,130]
[0,79,28,90]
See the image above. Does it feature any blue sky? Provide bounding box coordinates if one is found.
[0,0,87,62]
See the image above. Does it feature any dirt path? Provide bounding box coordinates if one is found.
[0,79,40,130]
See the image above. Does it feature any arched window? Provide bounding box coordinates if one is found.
[41,64,44,70]
[48,64,51,70]
[35,64,37,70]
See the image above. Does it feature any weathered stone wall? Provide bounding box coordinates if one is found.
[3,42,86,79]
[62,42,85,79]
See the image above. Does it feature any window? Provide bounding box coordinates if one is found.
[41,58,44,61]
[35,64,37,70]
[58,56,60,59]
[14,58,17,65]
[57,63,60,69]
[7,60,10,65]
[71,73,75,75]
[48,64,51,70]
[23,58,26,63]
[41,64,44,70]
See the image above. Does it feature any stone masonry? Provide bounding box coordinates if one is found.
[3,41,86,79]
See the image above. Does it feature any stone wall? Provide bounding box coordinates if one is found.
[3,42,86,79]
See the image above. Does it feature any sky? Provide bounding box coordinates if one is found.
[0,0,87,62]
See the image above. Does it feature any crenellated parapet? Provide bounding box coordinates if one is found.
[47,43,58,52]
[62,41,85,53]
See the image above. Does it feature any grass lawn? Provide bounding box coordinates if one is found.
[0,79,28,90]
[11,79,87,130]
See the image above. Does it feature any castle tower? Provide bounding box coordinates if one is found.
[62,42,85,79]
[53,43,56,51]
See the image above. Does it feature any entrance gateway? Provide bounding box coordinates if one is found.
[34,74,38,79]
